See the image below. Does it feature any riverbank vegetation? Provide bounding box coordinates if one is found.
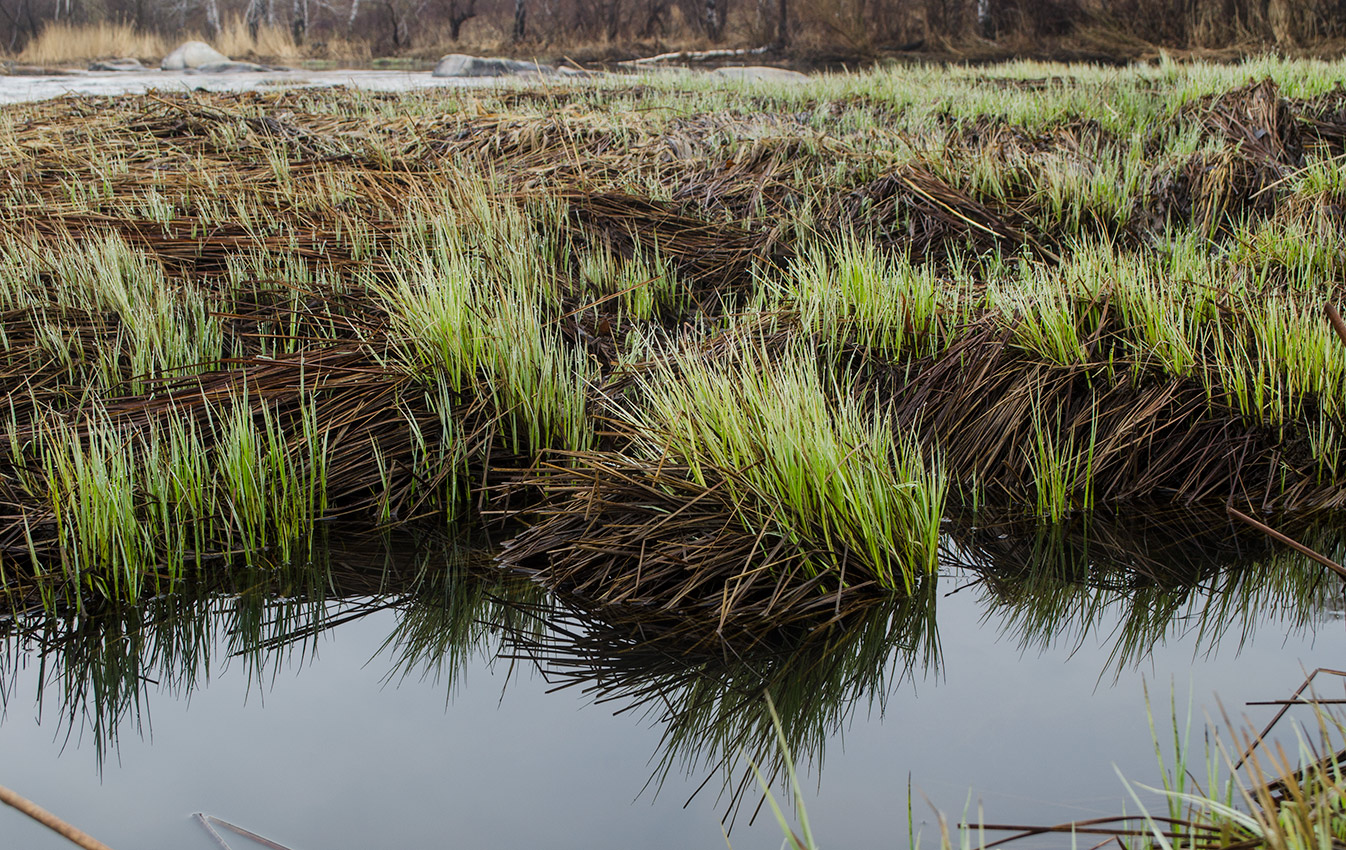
[1,59,1345,618]
[7,0,1346,69]
[968,686,1346,850]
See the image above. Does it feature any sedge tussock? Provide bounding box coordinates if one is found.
[0,69,1345,612]
[622,340,945,591]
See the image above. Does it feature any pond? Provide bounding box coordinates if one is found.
[4,65,1346,850]
[2,515,1342,850]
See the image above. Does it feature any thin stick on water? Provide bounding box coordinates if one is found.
[196,814,298,850]
[0,784,118,850]
[1227,506,1346,581]
[195,812,235,850]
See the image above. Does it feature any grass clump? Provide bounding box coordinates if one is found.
[374,214,593,456]
[780,234,946,360]
[625,340,945,591]
[10,394,332,603]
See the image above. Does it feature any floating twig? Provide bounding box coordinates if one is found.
[195,814,298,850]
[1227,507,1346,581]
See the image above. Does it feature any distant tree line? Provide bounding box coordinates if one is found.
[2,0,1345,57]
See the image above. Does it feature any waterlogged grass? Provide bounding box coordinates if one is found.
[10,395,331,602]
[1,61,1345,602]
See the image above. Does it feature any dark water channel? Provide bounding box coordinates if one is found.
[1,516,1344,850]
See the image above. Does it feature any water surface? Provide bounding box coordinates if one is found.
[2,518,1343,849]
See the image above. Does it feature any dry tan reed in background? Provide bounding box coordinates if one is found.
[213,17,304,61]
[16,21,168,64]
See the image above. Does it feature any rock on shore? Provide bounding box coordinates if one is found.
[161,41,229,71]
[433,54,554,77]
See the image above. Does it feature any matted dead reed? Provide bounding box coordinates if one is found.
[2,66,1346,617]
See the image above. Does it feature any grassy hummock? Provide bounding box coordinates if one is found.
[1,59,1346,616]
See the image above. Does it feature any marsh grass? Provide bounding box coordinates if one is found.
[624,340,945,590]
[1,65,1346,608]
[781,234,946,360]
[1025,398,1097,520]
[11,392,332,602]
[375,215,593,456]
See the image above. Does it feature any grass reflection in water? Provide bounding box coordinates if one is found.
[0,512,1340,840]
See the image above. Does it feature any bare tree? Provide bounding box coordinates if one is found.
[246,0,264,38]
[0,0,39,50]
[381,0,427,46]
[291,0,308,41]
[512,0,526,40]
[203,0,221,37]
[638,0,666,36]
[704,0,721,38]
[446,0,478,38]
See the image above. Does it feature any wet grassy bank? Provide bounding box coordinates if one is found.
[2,58,1346,617]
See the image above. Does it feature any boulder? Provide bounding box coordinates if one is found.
[161,41,229,71]
[89,58,147,72]
[186,61,272,73]
[711,66,809,83]
[433,54,553,78]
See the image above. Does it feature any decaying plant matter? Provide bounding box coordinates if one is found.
[2,60,1346,621]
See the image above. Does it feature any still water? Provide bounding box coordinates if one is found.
[0,68,497,105]
[0,519,1343,850]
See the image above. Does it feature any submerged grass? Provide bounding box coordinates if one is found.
[1,61,1345,610]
